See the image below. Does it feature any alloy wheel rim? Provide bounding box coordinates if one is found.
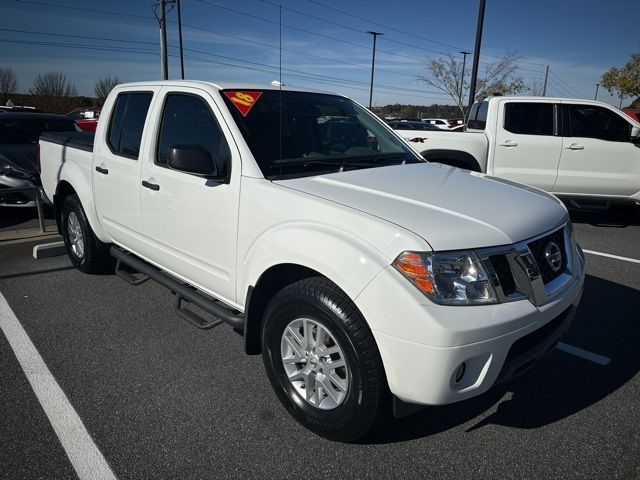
[280,318,349,410]
[67,211,85,258]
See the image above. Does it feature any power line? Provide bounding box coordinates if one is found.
[304,0,468,51]
[12,0,153,20]
[257,0,456,57]
[0,34,451,99]
[194,0,426,64]
[549,70,588,98]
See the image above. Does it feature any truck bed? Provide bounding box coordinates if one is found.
[39,131,95,152]
[39,132,95,205]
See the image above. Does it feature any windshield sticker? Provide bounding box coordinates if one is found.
[224,91,263,117]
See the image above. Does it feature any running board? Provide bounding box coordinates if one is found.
[110,247,244,331]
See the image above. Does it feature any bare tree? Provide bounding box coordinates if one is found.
[0,66,18,105]
[528,79,545,96]
[94,75,120,105]
[419,50,527,115]
[28,72,78,113]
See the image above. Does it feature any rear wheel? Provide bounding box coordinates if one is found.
[261,277,390,442]
[61,194,113,273]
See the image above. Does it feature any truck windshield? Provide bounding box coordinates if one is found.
[221,90,422,179]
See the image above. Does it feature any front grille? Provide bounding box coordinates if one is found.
[489,254,517,296]
[527,228,566,283]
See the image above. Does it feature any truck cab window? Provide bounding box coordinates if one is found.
[156,94,231,175]
[568,104,630,142]
[467,101,488,130]
[107,92,153,159]
[504,102,554,136]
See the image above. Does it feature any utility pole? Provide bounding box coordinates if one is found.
[177,0,185,79]
[159,0,169,80]
[459,51,471,106]
[542,65,549,96]
[594,83,600,100]
[466,0,486,116]
[367,31,383,110]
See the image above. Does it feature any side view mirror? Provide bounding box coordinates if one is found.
[168,145,218,178]
[631,125,640,142]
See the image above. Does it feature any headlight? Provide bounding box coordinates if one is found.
[393,250,497,305]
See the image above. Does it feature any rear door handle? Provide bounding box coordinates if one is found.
[142,180,160,191]
[95,166,109,175]
[499,141,518,147]
[566,144,584,150]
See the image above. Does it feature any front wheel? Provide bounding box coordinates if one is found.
[261,277,390,442]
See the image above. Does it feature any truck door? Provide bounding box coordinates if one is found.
[491,100,562,191]
[554,103,640,197]
[139,87,241,305]
[93,89,154,248]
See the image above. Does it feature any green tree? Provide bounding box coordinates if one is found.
[601,53,640,107]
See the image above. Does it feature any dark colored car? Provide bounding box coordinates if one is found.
[0,113,81,206]
[387,121,441,131]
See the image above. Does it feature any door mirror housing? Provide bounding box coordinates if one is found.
[631,125,640,142]
[168,145,219,178]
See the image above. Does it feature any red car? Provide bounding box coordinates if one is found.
[66,108,101,132]
[621,108,640,123]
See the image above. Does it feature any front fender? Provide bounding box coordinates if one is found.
[239,221,394,305]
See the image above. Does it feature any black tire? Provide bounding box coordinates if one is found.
[61,194,113,274]
[261,277,390,442]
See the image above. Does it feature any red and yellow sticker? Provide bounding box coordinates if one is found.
[224,90,263,117]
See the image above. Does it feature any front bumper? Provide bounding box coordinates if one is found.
[0,175,40,207]
[355,242,586,406]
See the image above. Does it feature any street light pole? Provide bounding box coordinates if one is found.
[466,0,486,116]
[177,0,185,80]
[159,0,169,80]
[594,83,600,100]
[367,31,383,110]
[459,51,470,106]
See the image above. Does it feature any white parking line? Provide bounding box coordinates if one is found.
[0,292,118,480]
[556,342,611,366]
[583,249,640,264]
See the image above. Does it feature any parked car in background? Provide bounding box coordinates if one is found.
[622,108,640,123]
[422,118,452,129]
[0,113,81,206]
[394,96,640,209]
[387,120,441,131]
[0,105,43,113]
[66,108,101,132]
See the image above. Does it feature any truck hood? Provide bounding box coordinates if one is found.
[274,163,567,251]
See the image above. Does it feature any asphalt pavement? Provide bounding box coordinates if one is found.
[0,208,639,480]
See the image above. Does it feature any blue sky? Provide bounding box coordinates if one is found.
[1,0,638,107]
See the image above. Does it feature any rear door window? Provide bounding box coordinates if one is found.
[467,101,488,129]
[503,102,554,136]
[107,92,153,159]
[568,104,630,142]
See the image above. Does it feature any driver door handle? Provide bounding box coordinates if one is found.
[499,141,518,147]
[142,180,160,191]
[95,166,109,175]
[566,143,584,150]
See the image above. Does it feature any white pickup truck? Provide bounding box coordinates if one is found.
[40,81,585,441]
[394,96,640,208]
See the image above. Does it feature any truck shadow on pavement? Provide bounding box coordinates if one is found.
[364,274,640,444]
